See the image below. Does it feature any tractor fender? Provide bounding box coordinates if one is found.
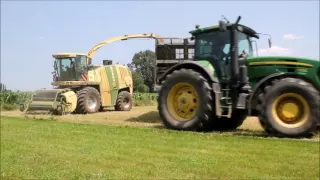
[158,61,219,83]
[248,72,286,115]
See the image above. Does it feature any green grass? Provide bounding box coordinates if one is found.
[1,116,319,180]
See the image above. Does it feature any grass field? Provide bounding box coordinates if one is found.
[1,115,319,180]
[1,106,320,179]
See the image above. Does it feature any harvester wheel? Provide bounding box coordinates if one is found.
[157,68,215,131]
[56,105,63,115]
[211,110,247,131]
[258,77,319,138]
[76,87,101,114]
[115,91,132,111]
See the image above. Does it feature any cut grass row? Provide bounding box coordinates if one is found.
[1,116,319,179]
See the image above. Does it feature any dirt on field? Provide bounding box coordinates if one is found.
[2,106,319,141]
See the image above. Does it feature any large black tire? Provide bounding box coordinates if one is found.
[157,68,216,131]
[211,110,247,131]
[115,91,132,111]
[258,77,319,138]
[76,87,101,114]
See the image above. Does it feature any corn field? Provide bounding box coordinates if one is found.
[0,90,157,105]
[0,90,33,105]
[132,93,157,101]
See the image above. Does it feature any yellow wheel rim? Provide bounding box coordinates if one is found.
[272,93,310,128]
[167,82,199,121]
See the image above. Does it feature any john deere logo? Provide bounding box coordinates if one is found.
[297,68,308,73]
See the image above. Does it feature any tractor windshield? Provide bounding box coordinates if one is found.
[194,31,253,60]
[53,55,88,81]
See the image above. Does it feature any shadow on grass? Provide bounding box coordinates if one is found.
[125,111,162,124]
[99,107,116,112]
[124,111,270,138]
[218,129,269,138]
[24,111,53,115]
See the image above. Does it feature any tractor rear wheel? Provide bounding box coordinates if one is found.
[115,91,132,111]
[258,78,319,138]
[157,68,216,131]
[76,87,101,114]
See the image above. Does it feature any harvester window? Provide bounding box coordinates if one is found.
[53,57,76,81]
[77,55,87,65]
[61,58,73,71]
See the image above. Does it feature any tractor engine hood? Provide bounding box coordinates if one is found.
[246,56,320,68]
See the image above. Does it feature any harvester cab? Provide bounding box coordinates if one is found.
[157,16,320,138]
[52,53,91,82]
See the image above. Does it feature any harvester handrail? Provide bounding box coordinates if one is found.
[87,33,164,59]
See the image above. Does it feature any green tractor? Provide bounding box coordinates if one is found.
[156,16,320,138]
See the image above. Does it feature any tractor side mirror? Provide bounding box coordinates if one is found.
[219,20,227,32]
[88,58,92,65]
[268,38,272,48]
[53,61,57,69]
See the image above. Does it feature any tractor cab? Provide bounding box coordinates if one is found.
[190,20,260,84]
[52,53,92,82]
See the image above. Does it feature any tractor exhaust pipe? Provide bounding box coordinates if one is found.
[231,16,241,87]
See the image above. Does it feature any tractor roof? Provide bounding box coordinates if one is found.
[52,53,88,58]
[189,23,259,39]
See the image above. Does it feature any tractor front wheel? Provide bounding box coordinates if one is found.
[258,78,319,138]
[76,87,101,114]
[157,68,215,131]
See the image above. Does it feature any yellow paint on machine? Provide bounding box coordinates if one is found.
[117,66,133,93]
[87,69,101,82]
[249,61,313,67]
[116,66,126,88]
[99,67,111,105]
[127,69,133,94]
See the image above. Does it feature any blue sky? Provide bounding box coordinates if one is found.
[1,0,319,90]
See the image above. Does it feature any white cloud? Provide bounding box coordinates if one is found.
[258,46,292,55]
[283,33,304,40]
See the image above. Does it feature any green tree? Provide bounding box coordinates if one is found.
[136,84,150,93]
[131,71,145,92]
[128,50,156,92]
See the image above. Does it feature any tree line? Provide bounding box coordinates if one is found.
[127,50,157,93]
